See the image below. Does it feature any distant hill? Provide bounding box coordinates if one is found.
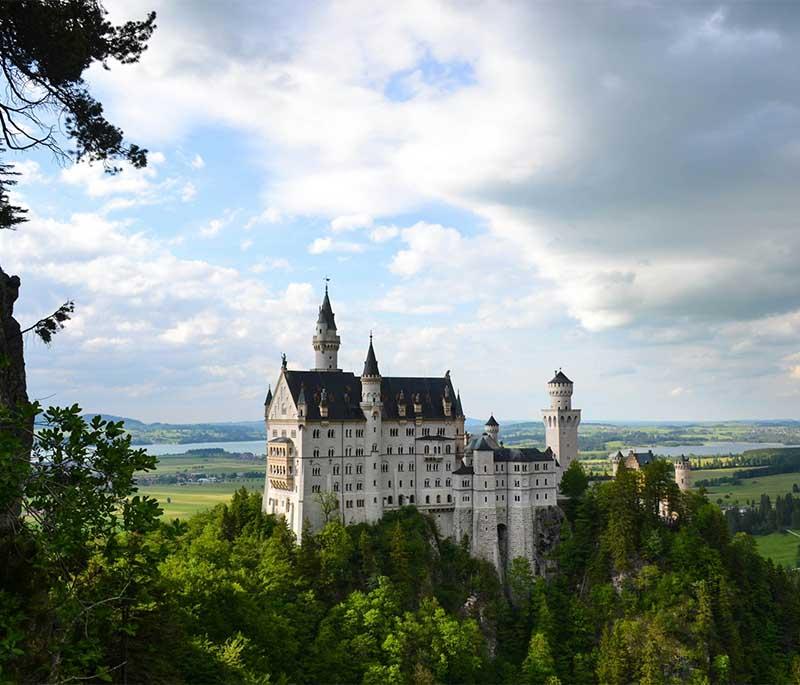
[81,414,266,445]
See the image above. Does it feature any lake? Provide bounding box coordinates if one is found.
[138,439,266,456]
[137,439,793,458]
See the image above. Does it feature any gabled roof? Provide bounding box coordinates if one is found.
[281,371,463,422]
[465,433,555,463]
[485,415,499,427]
[284,370,363,421]
[549,369,572,384]
[630,450,655,467]
[362,337,380,377]
[264,385,272,406]
[317,287,337,330]
[453,463,474,475]
[473,434,495,451]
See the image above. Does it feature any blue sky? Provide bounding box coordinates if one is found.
[3,1,800,423]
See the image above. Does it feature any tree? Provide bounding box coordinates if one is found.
[0,1,155,535]
[559,460,589,500]
[0,404,162,681]
[522,632,559,685]
[314,489,340,524]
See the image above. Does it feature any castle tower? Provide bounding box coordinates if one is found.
[361,334,383,521]
[485,415,499,442]
[609,450,623,477]
[675,455,691,491]
[312,285,341,371]
[542,369,581,480]
[472,434,500,569]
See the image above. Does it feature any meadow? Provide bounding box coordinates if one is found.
[698,470,800,504]
[138,478,264,519]
[754,531,800,569]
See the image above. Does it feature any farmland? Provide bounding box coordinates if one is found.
[754,531,800,569]
[138,479,264,519]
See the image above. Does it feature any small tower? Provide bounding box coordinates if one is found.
[609,450,623,478]
[675,455,691,491]
[313,284,341,371]
[485,415,499,442]
[542,369,581,481]
[361,334,383,520]
[471,434,500,570]
[263,385,272,420]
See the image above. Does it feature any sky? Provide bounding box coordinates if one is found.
[3,1,800,423]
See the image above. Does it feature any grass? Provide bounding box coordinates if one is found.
[754,530,800,569]
[700,472,800,505]
[138,453,262,476]
[138,478,264,519]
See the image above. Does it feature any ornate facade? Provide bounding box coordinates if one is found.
[262,288,578,573]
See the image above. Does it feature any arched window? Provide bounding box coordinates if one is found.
[387,496,393,505]
[445,445,451,454]
[410,495,415,503]
[424,445,430,455]
[425,495,430,504]
[447,494,452,503]
[436,495,441,503]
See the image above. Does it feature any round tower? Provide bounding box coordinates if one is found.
[542,369,581,480]
[547,369,573,410]
[313,284,341,371]
[485,415,499,442]
[675,455,691,492]
[609,450,623,478]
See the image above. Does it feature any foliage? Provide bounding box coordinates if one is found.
[3,411,800,682]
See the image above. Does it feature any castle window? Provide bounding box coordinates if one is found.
[328,429,335,438]
[345,447,352,456]
[422,428,430,436]
[447,494,452,503]
[515,495,520,502]
[328,448,334,457]
[333,482,339,492]
[388,496,393,504]
[425,496,430,504]
[446,478,451,487]
[399,480,403,487]
[398,463,404,472]
[445,445,451,454]
[445,462,450,471]
[387,446,393,455]
[409,462,415,471]
[398,446,404,455]
[311,485,320,493]
[356,448,364,456]
[356,429,364,438]
[536,479,539,486]
[357,482,363,490]
[387,480,392,487]
[483,465,487,473]
[312,466,321,476]
[381,463,389,473]
[484,497,488,503]
[535,463,539,471]
[345,428,352,437]
[390,428,399,437]
[544,493,548,499]
[345,464,352,475]
[406,427,414,436]
[424,445,430,455]
[435,479,441,487]
[536,493,539,500]
[424,479,430,488]
[545,479,548,485]
[333,465,340,475]
[436,495,441,503]
[437,428,445,436]
[345,483,352,491]
[410,495,415,503]
[356,464,363,474]
[312,429,319,438]
[357,499,365,507]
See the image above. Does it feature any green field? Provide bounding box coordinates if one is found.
[138,478,263,519]
[699,471,800,504]
[138,452,263,476]
[754,531,800,568]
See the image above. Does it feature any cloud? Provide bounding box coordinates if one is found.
[244,207,281,230]
[190,153,205,169]
[250,257,291,273]
[308,236,365,254]
[331,214,373,232]
[180,181,197,201]
[369,225,399,242]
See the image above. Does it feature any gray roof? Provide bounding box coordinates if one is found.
[549,369,572,384]
[466,432,555,463]
[281,370,463,421]
[485,415,499,427]
[453,463,474,475]
[631,450,655,467]
[264,385,272,406]
[362,337,380,377]
[317,287,337,330]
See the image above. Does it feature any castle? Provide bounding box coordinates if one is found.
[262,287,579,573]
[609,449,692,491]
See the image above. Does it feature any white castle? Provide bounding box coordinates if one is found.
[262,287,580,573]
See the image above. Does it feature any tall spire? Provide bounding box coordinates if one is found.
[317,282,337,330]
[362,332,380,377]
[313,283,341,371]
[264,384,272,406]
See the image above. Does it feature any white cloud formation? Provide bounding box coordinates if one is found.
[190,153,205,169]
[308,236,365,254]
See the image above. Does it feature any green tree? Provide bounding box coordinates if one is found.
[522,632,559,685]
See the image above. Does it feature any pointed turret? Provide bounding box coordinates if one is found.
[264,385,272,419]
[485,415,499,441]
[362,333,380,377]
[312,283,341,371]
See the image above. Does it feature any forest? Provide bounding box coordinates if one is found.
[2,407,800,683]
